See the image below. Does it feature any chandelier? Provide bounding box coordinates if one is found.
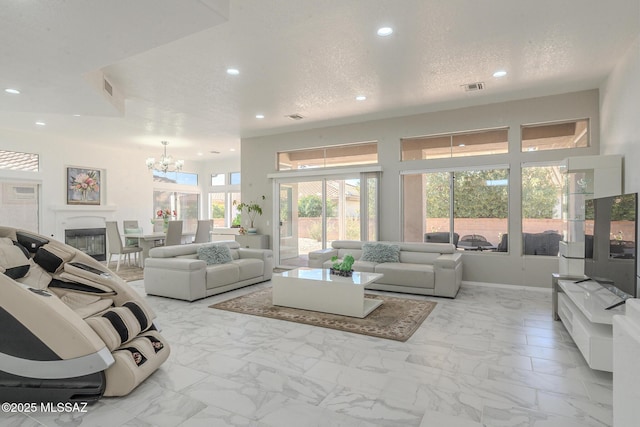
[145,141,184,173]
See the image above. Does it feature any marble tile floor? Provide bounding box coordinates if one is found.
[2,281,613,427]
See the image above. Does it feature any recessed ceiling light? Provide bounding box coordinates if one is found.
[35,121,46,126]
[377,27,393,37]
[493,70,507,78]
[4,88,20,94]
[72,114,81,117]
[197,152,203,156]
[226,68,240,75]
[230,148,236,152]
[355,95,367,101]
[255,114,265,119]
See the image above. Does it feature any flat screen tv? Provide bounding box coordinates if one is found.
[584,192,638,308]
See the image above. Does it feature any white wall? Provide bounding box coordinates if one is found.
[0,128,206,240]
[242,90,600,288]
[600,34,640,194]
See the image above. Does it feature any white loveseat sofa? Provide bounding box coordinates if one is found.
[308,240,462,298]
[144,241,273,301]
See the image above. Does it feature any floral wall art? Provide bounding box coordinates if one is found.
[67,167,101,205]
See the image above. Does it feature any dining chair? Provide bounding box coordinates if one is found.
[123,220,142,264]
[164,220,183,246]
[105,221,143,271]
[153,219,164,233]
[193,219,212,243]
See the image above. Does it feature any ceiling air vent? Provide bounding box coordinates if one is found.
[209,150,220,154]
[103,78,113,96]
[462,82,485,92]
[286,113,304,120]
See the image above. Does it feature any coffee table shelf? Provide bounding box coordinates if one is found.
[272,267,383,318]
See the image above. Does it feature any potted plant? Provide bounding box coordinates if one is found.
[330,254,355,277]
[233,195,265,234]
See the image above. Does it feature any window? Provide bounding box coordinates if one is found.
[0,150,39,172]
[211,173,225,186]
[521,164,563,255]
[0,181,39,231]
[153,190,199,233]
[208,191,240,227]
[153,171,198,185]
[401,128,508,161]
[521,119,589,152]
[230,172,241,185]
[403,167,509,252]
[277,142,378,171]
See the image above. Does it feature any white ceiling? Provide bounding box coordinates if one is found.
[1,0,638,162]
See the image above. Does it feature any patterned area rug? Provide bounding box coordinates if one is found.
[210,288,436,342]
[101,262,144,282]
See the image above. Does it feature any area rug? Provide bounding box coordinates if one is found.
[100,262,144,282]
[210,288,436,342]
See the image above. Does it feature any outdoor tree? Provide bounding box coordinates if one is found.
[298,195,336,217]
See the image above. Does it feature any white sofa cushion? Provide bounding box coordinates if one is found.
[234,258,264,281]
[205,263,240,289]
[374,262,435,289]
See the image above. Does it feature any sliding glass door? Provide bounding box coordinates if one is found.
[276,173,378,267]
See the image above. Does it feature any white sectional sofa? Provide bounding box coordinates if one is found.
[308,240,462,298]
[144,241,273,301]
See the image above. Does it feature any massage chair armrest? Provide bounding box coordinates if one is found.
[144,258,206,271]
[308,248,338,268]
[0,275,108,364]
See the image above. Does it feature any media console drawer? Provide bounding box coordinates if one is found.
[558,292,613,371]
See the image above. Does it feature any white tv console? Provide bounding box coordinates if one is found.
[552,275,626,372]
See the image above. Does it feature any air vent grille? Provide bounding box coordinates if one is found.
[286,113,304,120]
[462,82,485,92]
[103,79,113,96]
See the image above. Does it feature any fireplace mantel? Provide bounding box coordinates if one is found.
[50,205,117,212]
[50,205,118,242]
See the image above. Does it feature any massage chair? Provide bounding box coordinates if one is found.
[0,226,170,403]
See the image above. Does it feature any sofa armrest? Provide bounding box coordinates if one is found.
[433,252,462,298]
[433,252,462,269]
[143,258,207,301]
[308,248,338,268]
[144,258,206,271]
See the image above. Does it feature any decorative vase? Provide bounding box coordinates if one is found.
[330,268,353,277]
[163,218,169,233]
[247,227,258,234]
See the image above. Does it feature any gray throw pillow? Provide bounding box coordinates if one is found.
[360,242,400,263]
[197,244,233,265]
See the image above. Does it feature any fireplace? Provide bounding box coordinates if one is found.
[65,228,106,261]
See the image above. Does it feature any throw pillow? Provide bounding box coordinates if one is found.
[360,242,400,263]
[197,244,233,265]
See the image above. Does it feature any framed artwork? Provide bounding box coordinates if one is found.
[67,167,102,205]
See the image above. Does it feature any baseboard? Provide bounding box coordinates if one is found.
[462,280,551,293]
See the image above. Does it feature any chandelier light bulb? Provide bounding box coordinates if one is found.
[146,141,184,173]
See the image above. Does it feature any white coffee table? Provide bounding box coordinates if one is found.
[272,267,384,318]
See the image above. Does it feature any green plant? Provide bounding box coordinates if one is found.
[233,195,265,228]
[331,254,355,271]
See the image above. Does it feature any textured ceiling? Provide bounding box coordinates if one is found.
[0,0,638,161]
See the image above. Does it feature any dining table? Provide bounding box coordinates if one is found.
[124,231,195,266]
